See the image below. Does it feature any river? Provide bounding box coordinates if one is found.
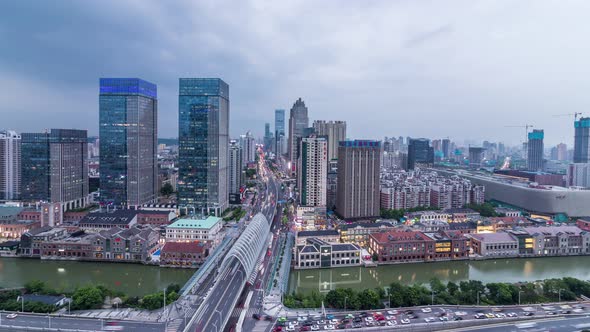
[288,256,590,295]
[0,257,194,296]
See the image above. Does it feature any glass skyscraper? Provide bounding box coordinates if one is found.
[275,109,285,156]
[99,78,158,207]
[574,117,590,163]
[178,78,229,216]
[21,129,88,210]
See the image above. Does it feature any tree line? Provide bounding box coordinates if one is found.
[284,277,589,309]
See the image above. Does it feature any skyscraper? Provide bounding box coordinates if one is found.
[336,140,381,219]
[468,147,485,168]
[275,109,285,156]
[312,120,346,162]
[263,123,273,152]
[178,78,229,216]
[442,138,450,158]
[407,138,433,170]
[21,129,88,210]
[574,117,590,163]
[527,129,544,171]
[99,78,158,207]
[297,136,328,207]
[0,130,21,200]
[240,131,256,167]
[557,143,568,161]
[228,139,242,195]
[288,98,309,171]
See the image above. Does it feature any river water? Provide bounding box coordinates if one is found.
[0,257,194,296]
[288,256,590,295]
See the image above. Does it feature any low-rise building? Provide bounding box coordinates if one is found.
[294,238,362,269]
[444,208,481,222]
[0,220,40,239]
[468,232,519,257]
[368,231,434,263]
[505,229,535,255]
[576,218,590,231]
[424,231,470,261]
[160,241,210,268]
[296,230,340,245]
[338,221,396,247]
[136,210,176,226]
[79,210,138,232]
[494,207,521,217]
[413,220,450,233]
[520,226,590,256]
[20,227,68,257]
[405,211,451,223]
[165,216,223,244]
[0,241,19,256]
[448,221,477,234]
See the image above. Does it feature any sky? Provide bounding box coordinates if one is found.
[1,0,589,147]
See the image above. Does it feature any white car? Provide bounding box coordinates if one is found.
[365,317,374,322]
[329,319,339,325]
[507,312,517,317]
[311,326,320,331]
[6,314,17,319]
[424,317,436,323]
[285,326,295,331]
[495,313,506,318]
[290,321,299,326]
[318,320,326,325]
[325,325,335,330]
[421,308,432,313]
[297,316,308,322]
[386,315,395,320]
[439,316,448,321]
[387,310,398,315]
[386,320,395,326]
[455,311,467,316]
[401,318,410,324]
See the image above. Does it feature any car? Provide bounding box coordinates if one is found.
[299,327,311,332]
[439,316,448,321]
[365,321,374,327]
[312,315,322,321]
[290,321,299,326]
[253,314,262,320]
[364,317,374,322]
[353,317,362,323]
[6,314,17,319]
[278,317,288,323]
[103,322,124,331]
[285,326,295,331]
[387,310,398,315]
[375,315,385,321]
[574,308,585,313]
[336,324,346,330]
[523,312,535,317]
[453,317,463,321]
[325,325,335,330]
[485,313,495,319]
[407,314,418,319]
[265,315,274,321]
[561,310,571,314]
[359,312,369,318]
[386,320,396,326]
[352,323,362,329]
[386,315,395,320]
[424,317,436,323]
[318,320,326,325]
[507,313,517,318]
[455,311,467,316]
[547,311,557,315]
[302,321,314,327]
[474,313,486,319]
[298,316,308,322]
[421,307,432,313]
[326,314,335,320]
[329,319,339,325]
[400,318,410,324]
[495,313,506,318]
[403,310,413,315]
[310,326,320,331]
[372,312,383,317]
[273,328,283,332]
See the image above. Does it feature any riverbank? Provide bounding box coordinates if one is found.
[288,255,590,295]
[0,257,193,296]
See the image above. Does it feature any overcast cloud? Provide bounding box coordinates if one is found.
[1,0,589,146]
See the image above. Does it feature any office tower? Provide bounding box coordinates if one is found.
[21,129,88,210]
[288,98,309,170]
[431,139,442,153]
[240,131,256,166]
[297,136,328,207]
[527,129,544,171]
[468,147,485,168]
[550,146,559,161]
[326,160,338,210]
[407,138,433,170]
[442,138,450,158]
[178,78,229,216]
[99,78,158,207]
[228,139,242,195]
[263,123,273,152]
[574,117,590,163]
[275,109,286,156]
[312,120,346,162]
[556,143,568,161]
[0,130,21,200]
[336,140,381,219]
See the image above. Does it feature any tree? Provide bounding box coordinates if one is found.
[387,283,405,307]
[160,183,174,197]
[24,280,47,294]
[72,286,104,310]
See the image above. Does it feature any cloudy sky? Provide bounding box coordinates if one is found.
[1,0,589,147]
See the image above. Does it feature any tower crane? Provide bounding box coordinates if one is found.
[553,112,582,121]
[504,124,534,142]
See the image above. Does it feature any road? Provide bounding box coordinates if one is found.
[452,315,590,332]
[0,312,163,331]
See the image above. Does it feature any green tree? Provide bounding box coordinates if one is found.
[160,183,174,197]
[387,283,405,307]
[24,280,47,294]
[358,289,381,309]
[72,286,104,310]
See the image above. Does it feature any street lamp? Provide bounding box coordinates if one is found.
[431,290,436,305]
[519,291,524,306]
[344,296,348,312]
[477,291,481,306]
[388,294,391,309]
[558,289,564,303]
[214,309,223,332]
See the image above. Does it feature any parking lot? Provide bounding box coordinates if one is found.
[270,303,588,331]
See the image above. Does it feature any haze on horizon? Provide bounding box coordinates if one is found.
[0,0,588,147]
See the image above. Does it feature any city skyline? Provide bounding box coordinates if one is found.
[1,1,589,146]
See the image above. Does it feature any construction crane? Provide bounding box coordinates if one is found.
[553,112,583,121]
[505,124,534,142]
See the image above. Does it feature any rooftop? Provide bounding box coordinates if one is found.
[297,230,339,237]
[80,210,138,225]
[162,241,209,254]
[469,232,517,243]
[339,222,396,230]
[167,216,222,230]
[371,231,431,243]
[520,225,586,237]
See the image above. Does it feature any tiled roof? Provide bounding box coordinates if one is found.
[162,242,208,254]
[371,231,431,243]
[469,232,517,243]
[298,230,339,237]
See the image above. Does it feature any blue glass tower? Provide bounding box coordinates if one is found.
[178,78,229,216]
[99,78,158,207]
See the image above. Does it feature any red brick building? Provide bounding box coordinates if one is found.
[160,242,210,268]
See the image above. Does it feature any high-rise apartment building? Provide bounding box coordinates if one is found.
[297,136,328,207]
[407,138,433,170]
[240,131,256,166]
[336,140,381,219]
[0,130,21,200]
[556,143,568,161]
[228,139,242,195]
[442,139,450,158]
[21,129,88,210]
[178,78,229,216]
[567,163,590,188]
[275,109,286,156]
[288,98,309,170]
[527,129,544,171]
[99,78,158,207]
[468,147,485,168]
[312,120,346,162]
[574,117,590,163]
